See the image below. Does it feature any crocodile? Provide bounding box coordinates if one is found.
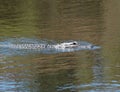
[0,41,97,49]
[0,38,101,55]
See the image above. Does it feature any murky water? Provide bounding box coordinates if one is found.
[0,0,120,92]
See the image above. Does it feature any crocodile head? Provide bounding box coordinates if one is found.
[55,41,79,48]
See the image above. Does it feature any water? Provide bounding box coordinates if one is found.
[0,0,120,92]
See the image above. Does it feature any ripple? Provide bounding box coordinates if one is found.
[57,82,120,92]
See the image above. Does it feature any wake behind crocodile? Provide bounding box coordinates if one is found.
[0,38,101,56]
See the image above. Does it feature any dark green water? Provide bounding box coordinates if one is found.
[0,0,120,92]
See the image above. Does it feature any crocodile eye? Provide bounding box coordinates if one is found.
[73,42,76,45]
[72,42,78,45]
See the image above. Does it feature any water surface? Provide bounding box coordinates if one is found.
[0,0,120,92]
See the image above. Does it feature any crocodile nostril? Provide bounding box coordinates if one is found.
[91,45,94,48]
